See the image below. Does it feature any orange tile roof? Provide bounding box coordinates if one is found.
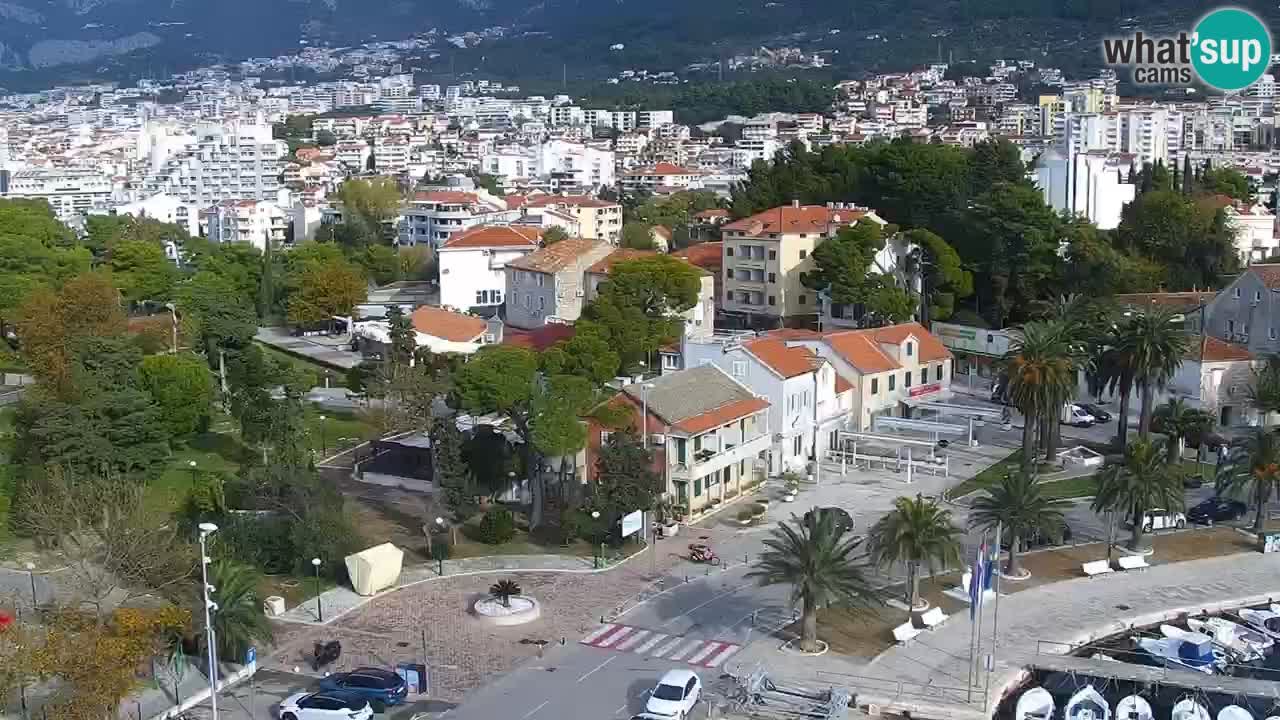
[1249,264,1280,289]
[724,205,869,235]
[823,332,899,373]
[441,225,541,250]
[1194,336,1252,362]
[673,397,771,434]
[503,324,575,351]
[587,248,657,274]
[409,306,487,342]
[671,242,723,269]
[507,238,606,273]
[834,375,853,394]
[744,337,821,378]
[869,322,950,362]
[1114,291,1217,312]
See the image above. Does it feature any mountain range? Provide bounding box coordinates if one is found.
[0,0,1271,91]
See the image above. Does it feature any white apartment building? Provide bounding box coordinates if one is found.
[1064,107,1176,168]
[398,189,519,248]
[739,121,781,166]
[203,199,288,251]
[619,162,705,193]
[1223,200,1279,264]
[140,121,286,206]
[336,140,372,171]
[373,137,410,174]
[3,168,113,222]
[112,192,200,237]
[538,140,615,190]
[1035,149,1137,230]
[437,225,541,312]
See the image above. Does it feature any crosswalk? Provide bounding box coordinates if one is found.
[580,623,741,668]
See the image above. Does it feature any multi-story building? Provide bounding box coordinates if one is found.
[720,202,887,322]
[1221,200,1279,264]
[3,168,113,222]
[140,121,286,206]
[1035,149,1137,230]
[111,192,201,237]
[619,162,705,194]
[1205,264,1280,357]
[503,238,613,329]
[202,199,288,251]
[437,225,541,313]
[397,189,518,248]
[584,364,771,516]
[373,136,410,174]
[522,195,622,242]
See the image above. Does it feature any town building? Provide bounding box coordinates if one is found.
[522,195,622,243]
[397,189,518,248]
[1204,264,1280,356]
[139,120,286,206]
[1035,149,1136,230]
[352,305,490,357]
[202,199,289,251]
[619,162,705,194]
[437,225,541,314]
[503,238,613,329]
[2,168,113,222]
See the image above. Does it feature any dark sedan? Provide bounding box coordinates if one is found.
[1187,497,1248,524]
[1077,403,1112,423]
[318,667,407,710]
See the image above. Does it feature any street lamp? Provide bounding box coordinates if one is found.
[197,522,220,720]
[641,383,654,449]
[311,558,323,622]
[23,562,36,609]
[591,511,602,569]
[318,415,327,456]
[435,516,447,575]
[188,460,198,487]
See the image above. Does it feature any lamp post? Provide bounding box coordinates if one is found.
[641,383,654,449]
[318,415,327,456]
[197,522,220,720]
[23,562,36,609]
[435,517,447,575]
[311,558,323,622]
[188,460,198,487]
[591,511,601,569]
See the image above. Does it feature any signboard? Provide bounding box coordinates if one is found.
[621,510,643,538]
[245,646,257,675]
[909,383,942,398]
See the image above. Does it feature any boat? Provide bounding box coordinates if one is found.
[1188,617,1272,659]
[1161,624,1237,664]
[1016,687,1055,720]
[1066,685,1110,720]
[1242,608,1280,640]
[1219,707,1255,720]
[1134,636,1216,673]
[1115,695,1153,720]
[1172,698,1211,720]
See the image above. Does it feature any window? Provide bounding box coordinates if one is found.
[936,364,943,381]
[694,478,702,497]
[476,290,486,304]
[904,371,912,388]
[732,361,747,377]
[1234,287,1242,298]
[799,250,807,259]
[707,471,719,487]
[768,272,776,283]
[1229,319,1237,333]
[524,294,531,309]
[871,377,879,394]
[799,294,807,305]
[906,342,914,356]
[768,296,776,306]
[794,435,803,456]
[1256,290,1263,302]
[920,368,927,385]
[538,297,546,311]
[889,375,896,391]
[768,249,777,260]
[726,269,734,279]
[663,354,679,370]
[1272,328,1278,340]
[726,247,734,257]
[600,430,613,444]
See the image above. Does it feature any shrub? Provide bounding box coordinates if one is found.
[476,507,517,545]
[736,509,754,522]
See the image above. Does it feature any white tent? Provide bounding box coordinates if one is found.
[345,542,405,596]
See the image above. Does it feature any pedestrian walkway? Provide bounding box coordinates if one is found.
[273,553,602,625]
[579,622,741,668]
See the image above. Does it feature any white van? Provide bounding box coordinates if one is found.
[1060,403,1096,427]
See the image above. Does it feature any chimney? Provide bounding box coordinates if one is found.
[826,202,835,209]
[792,199,800,208]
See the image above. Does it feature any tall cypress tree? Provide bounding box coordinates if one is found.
[1181,155,1194,194]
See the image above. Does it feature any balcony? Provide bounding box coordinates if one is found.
[671,429,770,481]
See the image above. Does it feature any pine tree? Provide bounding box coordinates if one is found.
[431,416,473,521]
[1181,155,1194,194]
[387,305,416,371]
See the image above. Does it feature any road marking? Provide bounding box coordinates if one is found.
[520,700,549,719]
[667,640,703,662]
[578,655,616,683]
[687,642,720,665]
[704,643,741,667]
[635,633,667,654]
[615,629,651,651]
[594,625,634,648]
[582,623,618,644]
[652,636,686,658]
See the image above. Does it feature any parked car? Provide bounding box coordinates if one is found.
[1061,404,1096,428]
[1001,524,1073,552]
[279,692,372,720]
[803,507,855,532]
[645,669,702,719]
[1186,430,1229,452]
[1077,403,1112,423]
[1188,497,1248,524]
[1130,508,1186,532]
[318,667,408,710]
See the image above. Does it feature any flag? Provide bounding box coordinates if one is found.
[969,541,987,620]
[983,541,998,592]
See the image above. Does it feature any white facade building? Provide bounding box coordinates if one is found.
[1035,149,1136,230]
[3,168,113,222]
[437,225,541,312]
[112,193,201,237]
[398,189,519,248]
[140,121,286,206]
[203,199,288,251]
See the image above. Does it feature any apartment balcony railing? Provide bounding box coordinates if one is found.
[671,430,770,481]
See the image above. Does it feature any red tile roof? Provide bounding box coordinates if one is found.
[671,242,723,270]
[834,375,853,394]
[409,306,487,342]
[724,205,871,235]
[1249,264,1280,289]
[869,322,950,362]
[587,248,657,274]
[507,238,607,273]
[821,322,950,372]
[673,397,771,434]
[441,225,541,250]
[503,324,576,351]
[1194,336,1252,362]
[744,337,821,378]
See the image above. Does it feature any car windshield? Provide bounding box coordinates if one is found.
[653,683,685,701]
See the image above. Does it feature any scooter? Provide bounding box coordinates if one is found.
[689,543,720,566]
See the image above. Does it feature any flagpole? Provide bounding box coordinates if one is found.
[985,522,1003,712]
[967,533,986,702]
[974,532,986,699]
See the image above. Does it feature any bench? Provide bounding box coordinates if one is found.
[1117,554,1149,571]
[893,621,923,644]
[1082,560,1114,577]
[920,607,949,629]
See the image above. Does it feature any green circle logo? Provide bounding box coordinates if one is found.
[1192,7,1272,91]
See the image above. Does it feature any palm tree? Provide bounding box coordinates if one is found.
[1100,343,1138,453]
[1152,398,1213,464]
[746,508,881,652]
[489,579,522,608]
[968,473,1069,577]
[1111,308,1189,437]
[205,560,273,663]
[1004,321,1079,472]
[1217,428,1280,532]
[1092,438,1185,552]
[866,494,963,611]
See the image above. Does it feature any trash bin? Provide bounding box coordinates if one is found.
[263,596,286,616]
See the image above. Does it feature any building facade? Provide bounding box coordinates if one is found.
[437,225,541,313]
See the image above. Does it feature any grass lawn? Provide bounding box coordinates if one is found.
[146,427,246,515]
[259,573,336,609]
[947,450,1023,500]
[447,529,597,560]
[0,407,17,553]
[255,341,347,387]
[1039,474,1100,500]
[303,407,377,457]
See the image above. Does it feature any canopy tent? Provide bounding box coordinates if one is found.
[345,542,405,596]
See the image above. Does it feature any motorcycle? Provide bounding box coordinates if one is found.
[688,543,720,566]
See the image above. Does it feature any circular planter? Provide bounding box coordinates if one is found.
[473,595,541,626]
[780,638,830,656]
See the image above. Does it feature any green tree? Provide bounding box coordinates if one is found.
[542,226,570,245]
[1249,355,1280,423]
[581,255,702,371]
[386,305,416,371]
[532,375,592,502]
[203,560,273,663]
[866,494,963,611]
[1003,321,1078,473]
[746,510,881,652]
[906,228,972,323]
[804,222,915,326]
[1217,429,1280,532]
[540,328,622,385]
[15,271,127,396]
[1112,307,1189,437]
[1116,190,1239,291]
[968,473,1068,577]
[589,429,659,525]
[287,255,367,327]
[336,176,402,239]
[621,222,656,250]
[1093,437,1184,551]
[177,271,258,395]
[1152,398,1212,464]
[431,416,473,521]
[111,239,178,304]
[1201,165,1251,201]
[139,353,215,437]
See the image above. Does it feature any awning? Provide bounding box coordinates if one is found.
[900,387,955,407]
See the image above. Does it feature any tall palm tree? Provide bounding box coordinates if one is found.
[968,473,1069,577]
[1217,428,1280,532]
[1100,343,1137,453]
[204,560,274,663]
[746,509,881,652]
[1004,321,1079,472]
[866,494,963,611]
[1111,308,1190,437]
[1092,438,1185,552]
[1152,398,1213,464]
